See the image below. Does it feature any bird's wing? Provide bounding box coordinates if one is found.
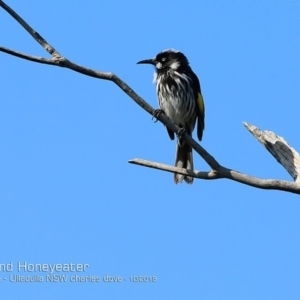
[190,70,205,141]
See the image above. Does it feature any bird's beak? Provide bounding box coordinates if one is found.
[136,58,156,65]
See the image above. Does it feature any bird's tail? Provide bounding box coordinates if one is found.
[174,139,194,184]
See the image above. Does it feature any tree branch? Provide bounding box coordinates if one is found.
[129,158,300,195]
[1,0,299,195]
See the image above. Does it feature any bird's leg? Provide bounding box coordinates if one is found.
[152,109,164,123]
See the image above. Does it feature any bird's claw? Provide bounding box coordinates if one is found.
[177,127,186,138]
[152,109,163,123]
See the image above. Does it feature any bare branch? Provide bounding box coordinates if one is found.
[129,159,300,194]
[1,0,299,195]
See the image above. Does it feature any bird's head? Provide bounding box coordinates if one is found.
[137,49,189,71]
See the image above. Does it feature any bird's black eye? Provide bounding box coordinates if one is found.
[161,57,166,62]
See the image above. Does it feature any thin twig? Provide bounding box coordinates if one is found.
[129,158,219,179]
[0,0,60,57]
[0,47,55,65]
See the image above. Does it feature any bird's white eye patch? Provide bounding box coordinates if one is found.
[161,57,166,62]
[156,62,163,69]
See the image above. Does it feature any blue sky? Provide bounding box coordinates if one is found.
[1,0,300,299]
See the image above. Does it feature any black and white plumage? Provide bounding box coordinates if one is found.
[137,49,205,184]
